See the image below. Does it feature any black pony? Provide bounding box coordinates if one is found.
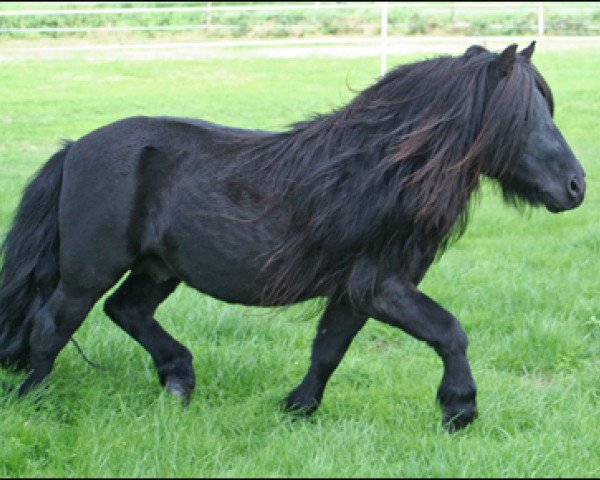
[0,43,585,430]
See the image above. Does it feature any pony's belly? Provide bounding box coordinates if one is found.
[174,258,267,306]
[157,169,291,306]
[159,222,275,307]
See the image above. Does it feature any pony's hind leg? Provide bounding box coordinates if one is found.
[19,282,106,396]
[284,301,367,415]
[103,273,195,405]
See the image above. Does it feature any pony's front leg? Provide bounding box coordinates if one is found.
[364,275,477,431]
[284,301,367,415]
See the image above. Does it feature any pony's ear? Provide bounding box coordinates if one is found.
[520,41,536,61]
[496,44,518,75]
[464,44,487,57]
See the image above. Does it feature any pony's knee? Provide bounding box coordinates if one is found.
[30,308,57,346]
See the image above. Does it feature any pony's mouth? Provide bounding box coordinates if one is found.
[544,201,563,214]
[500,175,584,214]
[539,187,584,213]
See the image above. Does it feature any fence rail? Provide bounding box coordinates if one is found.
[0,2,572,16]
[2,2,600,75]
[0,3,386,16]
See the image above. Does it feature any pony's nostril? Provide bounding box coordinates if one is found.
[568,177,581,198]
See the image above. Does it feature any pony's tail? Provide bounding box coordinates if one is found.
[0,141,72,371]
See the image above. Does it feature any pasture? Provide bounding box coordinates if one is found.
[0,45,599,477]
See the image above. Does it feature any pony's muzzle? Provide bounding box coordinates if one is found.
[542,170,585,213]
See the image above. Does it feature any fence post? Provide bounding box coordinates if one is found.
[380,1,388,76]
[537,2,545,37]
[206,2,212,27]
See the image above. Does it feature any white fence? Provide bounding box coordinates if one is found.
[1,2,598,75]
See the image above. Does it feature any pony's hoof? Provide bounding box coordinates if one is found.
[165,377,192,407]
[282,389,320,416]
[438,382,477,432]
[442,404,478,432]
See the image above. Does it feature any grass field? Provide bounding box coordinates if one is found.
[0,43,599,477]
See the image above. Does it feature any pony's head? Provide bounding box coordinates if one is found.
[479,42,585,212]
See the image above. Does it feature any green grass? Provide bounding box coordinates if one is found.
[0,45,599,477]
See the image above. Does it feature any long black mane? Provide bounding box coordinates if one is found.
[222,46,554,306]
